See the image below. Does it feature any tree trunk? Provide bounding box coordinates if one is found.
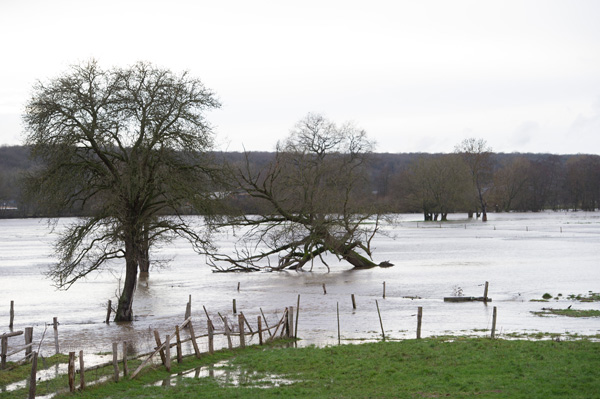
[138,227,150,274]
[343,250,379,269]
[468,210,474,219]
[115,237,138,322]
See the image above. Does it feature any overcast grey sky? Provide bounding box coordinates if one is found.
[1,0,599,154]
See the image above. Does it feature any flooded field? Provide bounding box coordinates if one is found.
[1,211,599,362]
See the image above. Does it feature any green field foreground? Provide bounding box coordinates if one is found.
[3,338,599,398]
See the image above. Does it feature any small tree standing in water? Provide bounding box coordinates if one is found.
[210,113,392,272]
[23,60,222,321]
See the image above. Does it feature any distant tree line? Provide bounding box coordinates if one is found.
[2,144,599,220]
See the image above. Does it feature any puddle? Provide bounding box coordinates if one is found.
[0,352,114,396]
[153,360,298,388]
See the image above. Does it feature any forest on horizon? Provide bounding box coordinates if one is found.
[1,144,599,219]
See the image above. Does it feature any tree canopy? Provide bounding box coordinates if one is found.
[23,60,222,321]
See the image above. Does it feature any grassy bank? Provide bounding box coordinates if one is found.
[3,338,599,398]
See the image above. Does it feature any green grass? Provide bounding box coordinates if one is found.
[0,353,69,386]
[30,339,598,398]
[532,309,600,318]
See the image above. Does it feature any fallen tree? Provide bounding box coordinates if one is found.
[210,113,393,272]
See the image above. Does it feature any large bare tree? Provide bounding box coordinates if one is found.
[210,113,391,272]
[23,60,221,321]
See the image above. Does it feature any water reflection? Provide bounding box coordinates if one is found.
[153,360,297,388]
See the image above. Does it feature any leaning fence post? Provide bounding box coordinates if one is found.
[188,321,201,359]
[376,300,385,341]
[28,351,38,399]
[153,330,166,366]
[322,283,327,295]
[68,351,75,392]
[417,307,423,339]
[53,317,59,354]
[491,307,497,339]
[351,294,357,309]
[224,317,233,349]
[207,320,214,354]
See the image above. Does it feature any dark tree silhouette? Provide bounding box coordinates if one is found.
[23,60,221,321]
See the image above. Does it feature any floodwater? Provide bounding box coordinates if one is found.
[1,211,599,363]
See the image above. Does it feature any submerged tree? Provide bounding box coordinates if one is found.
[23,60,221,321]
[210,113,391,272]
[455,138,493,221]
[408,154,471,221]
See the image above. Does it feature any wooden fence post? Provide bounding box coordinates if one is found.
[351,294,357,309]
[238,314,246,348]
[483,282,489,303]
[112,342,119,382]
[258,316,263,345]
[9,300,14,329]
[68,351,75,392]
[224,317,233,349]
[165,335,171,372]
[79,350,85,390]
[25,327,33,358]
[184,295,191,326]
[188,321,201,358]
[288,306,294,338]
[153,330,167,366]
[208,320,214,354]
[28,351,38,399]
[260,308,272,338]
[376,300,385,341]
[417,307,423,339]
[53,317,59,354]
[1,336,7,369]
[295,294,300,339]
[322,283,327,295]
[383,282,386,299]
[240,312,254,334]
[175,325,183,363]
[122,342,128,377]
[105,300,112,324]
[337,302,341,345]
[491,307,497,339]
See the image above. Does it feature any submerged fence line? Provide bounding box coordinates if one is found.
[4,299,298,398]
[3,280,502,398]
